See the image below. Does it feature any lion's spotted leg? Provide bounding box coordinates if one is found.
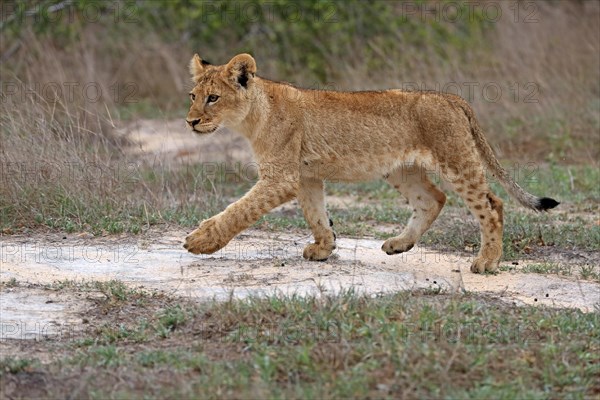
[297,178,336,261]
[444,165,504,273]
[184,179,296,254]
[469,192,503,273]
[382,166,446,255]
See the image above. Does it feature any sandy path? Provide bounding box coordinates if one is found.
[2,230,598,318]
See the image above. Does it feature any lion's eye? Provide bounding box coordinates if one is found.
[207,94,220,104]
[189,93,196,101]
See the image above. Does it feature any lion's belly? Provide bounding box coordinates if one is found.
[300,148,436,182]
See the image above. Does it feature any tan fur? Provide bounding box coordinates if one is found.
[183,53,558,273]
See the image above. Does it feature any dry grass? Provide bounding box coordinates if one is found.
[1,1,598,233]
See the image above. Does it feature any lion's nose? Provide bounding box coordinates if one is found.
[187,118,201,127]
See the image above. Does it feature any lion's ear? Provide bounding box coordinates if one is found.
[189,54,204,81]
[225,53,256,89]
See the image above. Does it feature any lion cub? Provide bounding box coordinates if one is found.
[183,53,558,273]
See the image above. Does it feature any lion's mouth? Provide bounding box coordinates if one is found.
[192,125,218,134]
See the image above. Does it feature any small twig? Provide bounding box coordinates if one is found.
[567,168,575,191]
[443,340,461,375]
[0,40,21,63]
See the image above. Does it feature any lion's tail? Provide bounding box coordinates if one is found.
[461,104,559,212]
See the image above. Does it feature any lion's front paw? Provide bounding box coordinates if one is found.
[303,242,335,261]
[470,256,499,274]
[381,237,415,255]
[184,218,228,254]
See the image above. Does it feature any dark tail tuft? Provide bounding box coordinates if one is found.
[536,197,560,211]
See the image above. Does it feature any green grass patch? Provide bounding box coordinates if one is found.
[6,289,598,398]
[0,357,38,376]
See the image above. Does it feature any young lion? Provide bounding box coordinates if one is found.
[183,53,559,273]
